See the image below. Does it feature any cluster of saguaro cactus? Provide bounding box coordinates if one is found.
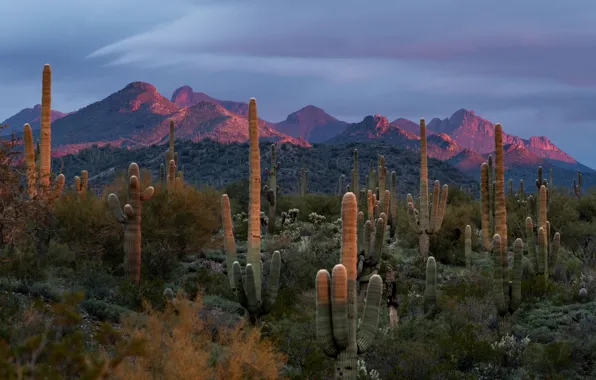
[316,192,382,379]
[74,170,89,198]
[221,194,281,324]
[357,209,387,301]
[407,119,448,259]
[264,144,280,234]
[389,171,398,238]
[492,235,523,319]
[108,163,154,284]
[22,65,65,201]
[574,170,582,199]
[515,179,527,207]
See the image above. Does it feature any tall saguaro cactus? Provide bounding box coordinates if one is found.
[407,119,448,259]
[221,194,281,324]
[316,193,383,380]
[264,144,280,234]
[108,163,154,284]
[23,123,65,201]
[480,163,491,250]
[494,124,507,255]
[39,64,52,193]
[248,98,262,300]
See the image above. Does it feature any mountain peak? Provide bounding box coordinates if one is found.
[274,105,347,143]
[123,81,158,92]
[373,114,390,133]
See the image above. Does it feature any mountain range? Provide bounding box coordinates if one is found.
[1,82,594,188]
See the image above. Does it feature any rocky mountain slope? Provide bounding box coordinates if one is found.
[1,104,67,135]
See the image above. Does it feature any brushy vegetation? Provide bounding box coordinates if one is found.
[3,93,596,378]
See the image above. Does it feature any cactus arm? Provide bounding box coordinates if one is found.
[264,251,281,309]
[75,176,81,191]
[244,264,260,315]
[221,194,237,288]
[108,194,127,223]
[436,184,448,231]
[407,202,421,234]
[140,186,154,202]
[549,232,560,276]
[316,269,339,357]
[124,204,134,218]
[428,181,440,234]
[357,274,383,353]
[331,264,349,348]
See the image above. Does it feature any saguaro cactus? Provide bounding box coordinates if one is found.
[574,170,582,199]
[494,124,507,255]
[407,119,448,259]
[108,163,154,284]
[378,156,387,206]
[493,235,523,318]
[165,121,177,182]
[316,193,383,380]
[480,163,491,250]
[264,144,280,234]
[23,123,64,201]
[39,64,52,193]
[424,256,437,313]
[222,192,280,324]
[389,171,398,238]
[357,213,386,300]
[74,170,89,198]
[248,98,262,300]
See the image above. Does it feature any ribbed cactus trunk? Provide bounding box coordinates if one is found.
[389,171,397,238]
[39,64,52,195]
[265,144,279,234]
[488,155,495,235]
[248,98,262,301]
[23,124,38,198]
[424,256,437,313]
[494,124,507,256]
[108,163,154,284]
[419,119,430,258]
[221,194,237,289]
[378,156,386,206]
[316,193,383,380]
[480,163,490,250]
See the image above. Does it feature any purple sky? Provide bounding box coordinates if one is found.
[1,0,595,168]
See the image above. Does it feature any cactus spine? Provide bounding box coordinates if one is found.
[108,163,154,284]
[316,193,383,380]
[264,144,279,234]
[407,119,448,259]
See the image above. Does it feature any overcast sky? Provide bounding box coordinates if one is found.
[1,0,595,168]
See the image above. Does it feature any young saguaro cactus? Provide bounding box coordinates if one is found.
[165,121,177,182]
[424,256,437,313]
[23,123,65,201]
[108,163,154,284]
[221,194,281,324]
[407,118,448,259]
[357,213,386,300]
[264,144,280,234]
[316,193,383,380]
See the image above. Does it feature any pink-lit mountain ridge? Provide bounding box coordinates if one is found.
[1,84,592,177]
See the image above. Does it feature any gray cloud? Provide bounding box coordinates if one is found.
[1,0,595,168]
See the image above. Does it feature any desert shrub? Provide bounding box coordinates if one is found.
[0,292,144,378]
[113,293,287,380]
